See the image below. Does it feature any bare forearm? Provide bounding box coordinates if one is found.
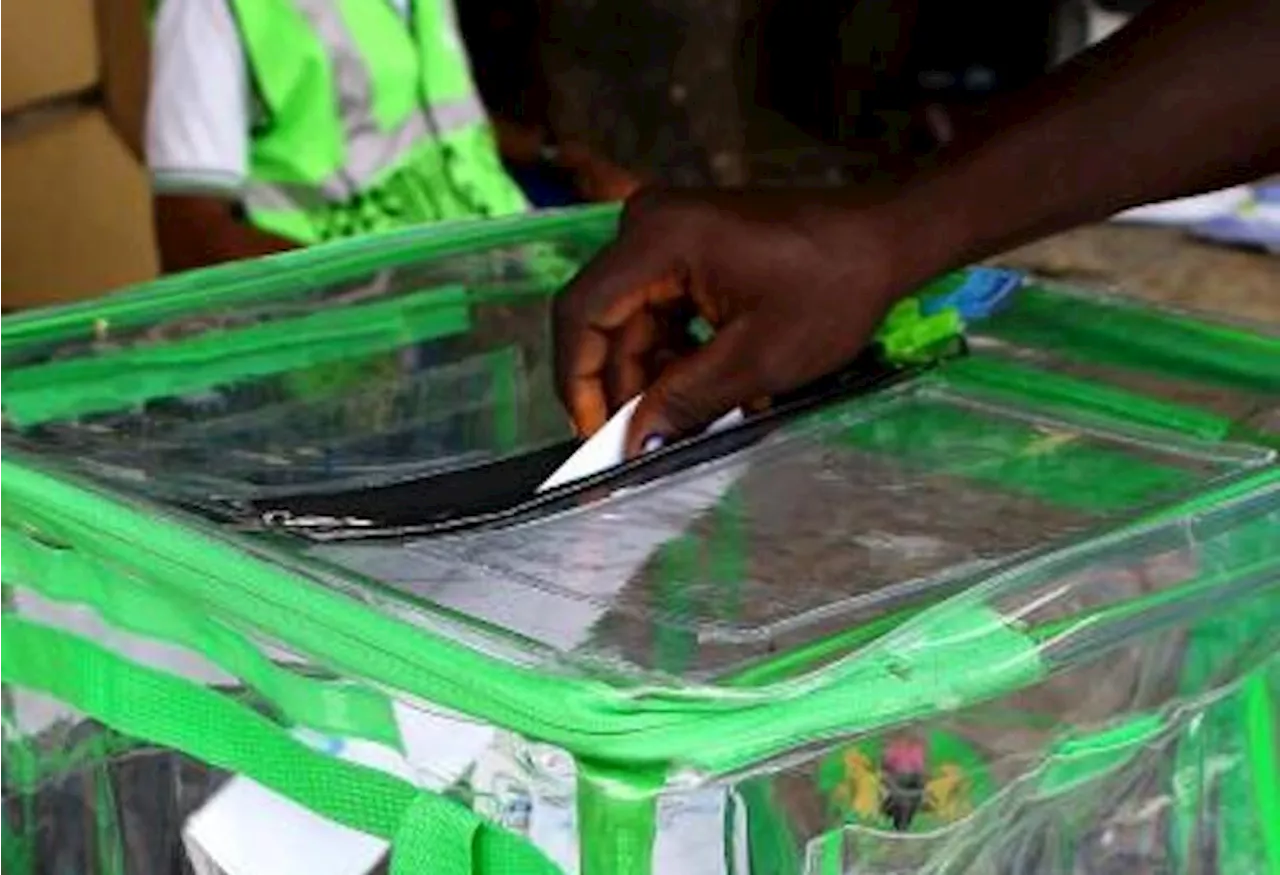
[154,195,297,274]
[880,0,1280,287]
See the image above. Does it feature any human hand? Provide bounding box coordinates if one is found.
[560,143,644,202]
[553,188,917,456]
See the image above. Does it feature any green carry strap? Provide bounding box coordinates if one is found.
[1244,668,1280,875]
[0,615,562,875]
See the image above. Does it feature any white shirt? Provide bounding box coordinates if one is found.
[146,0,411,197]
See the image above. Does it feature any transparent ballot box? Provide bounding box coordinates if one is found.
[4,206,1279,875]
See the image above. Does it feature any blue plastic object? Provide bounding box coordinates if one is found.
[921,267,1023,321]
[1193,184,1280,254]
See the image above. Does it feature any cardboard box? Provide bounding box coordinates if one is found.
[1,0,158,311]
[2,0,101,112]
[2,109,159,310]
[96,0,151,160]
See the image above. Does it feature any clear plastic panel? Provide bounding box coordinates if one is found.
[6,214,1279,875]
[966,281,1280,433]
[4,675,1271,875]
[4,400,1276,875]
[1,219,1274,690]
[6,587,1274,875]
[4,232,596,502]
[311,383,1271,680]
[967,334,1279,430]
[469,488,1276,872]
[3,693,231,875]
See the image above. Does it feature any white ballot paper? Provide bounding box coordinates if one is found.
[1113,185,1251,226]
[538,396,744,493]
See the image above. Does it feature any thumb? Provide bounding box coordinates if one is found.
[624,319,765,458]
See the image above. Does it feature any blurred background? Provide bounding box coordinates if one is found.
[5,0,1274,319]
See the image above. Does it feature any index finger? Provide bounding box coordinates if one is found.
[553,234,686,435]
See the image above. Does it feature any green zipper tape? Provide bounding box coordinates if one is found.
[1036,713,1166,798]
[6,454,1277,776]
[721,599,932,688]
[936,355,1235,442]
[3,284,471,427]
[1143,464,1280,522]
[0,615,561,875]
[1244,666,1280,875]
[391,790,562,875]
[576,762,664,875]
[2,205,620,355]
[1,456,1050,777]
[91,758,127,875]
[826,390,1204,513]
[738,783,804,875]
[985,285,1280,393]
[3,458,1275,779]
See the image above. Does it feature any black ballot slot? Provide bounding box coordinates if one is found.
[245,349,920,539]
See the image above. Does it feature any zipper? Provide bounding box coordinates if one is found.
[4,457,1276,779]
[260,510,375,530]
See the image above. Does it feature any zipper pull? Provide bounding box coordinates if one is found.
[260,510,374,530]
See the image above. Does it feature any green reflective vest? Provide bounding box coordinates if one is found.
[227,0,528,244]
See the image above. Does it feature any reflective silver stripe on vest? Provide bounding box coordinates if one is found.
[244,181,331,215]
[274,0,489,201]
[244,95,488,214]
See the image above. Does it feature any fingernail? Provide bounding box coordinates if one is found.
[641,434,666,454]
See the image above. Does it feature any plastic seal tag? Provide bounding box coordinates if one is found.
[876,298,963,364]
